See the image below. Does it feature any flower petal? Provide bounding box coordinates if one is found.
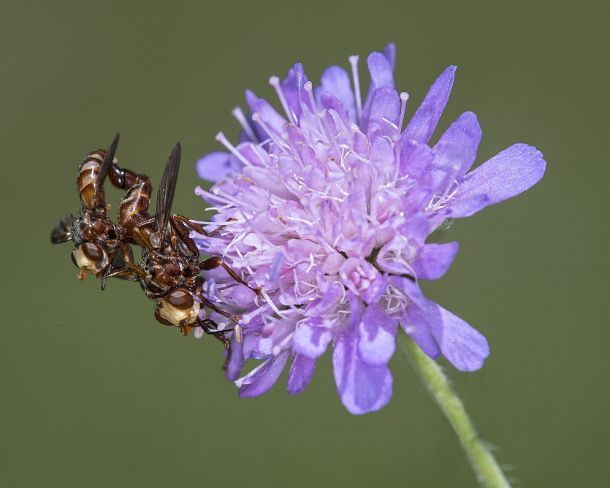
[430,304,489,372]
[398,139,435,179]
[394,277,440,358]
[281,63,308,117]
[447,143,546,218]
[245,90,287,135]
[224,337,244,381]
[237,350,290,398]
[317,65,356,122]
[196,151,233,182]
[360,51,395,131]
[412,242,459,280]
[433,111,482,179]
[292,319,333,358]
[366,87,401,138]
[287,353,316,395]
[367,51,395,89]
[394,277,488,370]
[401,306,441,360]
[382,43,396,70]
[333,332,393,415]
[403,65,456,144]
[357,303,397,366]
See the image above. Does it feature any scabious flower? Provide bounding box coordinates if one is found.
[194,44,545,414]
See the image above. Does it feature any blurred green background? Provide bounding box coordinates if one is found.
[1,1,607,486]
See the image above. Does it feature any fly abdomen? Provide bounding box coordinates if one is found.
[77,150,106,211]
[118,179,153,245]
[107,163,149,191]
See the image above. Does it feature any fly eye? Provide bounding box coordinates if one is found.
[167,288,194,310]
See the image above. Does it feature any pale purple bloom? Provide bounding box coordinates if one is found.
[194,45,545,414]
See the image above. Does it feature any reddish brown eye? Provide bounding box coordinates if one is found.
[81,242,105,263]
[165,263,180,276]
[166,288,193,310]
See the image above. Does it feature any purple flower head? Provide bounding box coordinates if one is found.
[194,44,545,414]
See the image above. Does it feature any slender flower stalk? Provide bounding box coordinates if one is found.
[400,334,511,488]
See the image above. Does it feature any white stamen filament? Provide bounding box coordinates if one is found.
[232,106,258,142]
[215,132,253,167]
[398,92,409,132]
[195,186,237,207]
[269,76,295,123]
[251,113,287,150]
[348,55,363,121]
[303,81,326,136]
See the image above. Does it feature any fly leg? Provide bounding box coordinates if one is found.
[197,318,233,349]
[172,215,235,239]
[200,257,261,295]
[198,295,241,324]
[102,241,146,289]
[170,215,238,255]
[169,215,200,255]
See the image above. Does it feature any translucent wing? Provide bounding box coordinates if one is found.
[95,132,120,190]
[154,143,181,248]
[51,213,76,244]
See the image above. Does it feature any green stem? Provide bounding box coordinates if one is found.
[399,334,511,488]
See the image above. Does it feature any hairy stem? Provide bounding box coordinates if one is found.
[399,334,511,488]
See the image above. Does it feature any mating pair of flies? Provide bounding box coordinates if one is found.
[51,134,254,346]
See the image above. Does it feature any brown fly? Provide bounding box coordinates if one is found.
[107,142,258,342]
[51,133,137,289]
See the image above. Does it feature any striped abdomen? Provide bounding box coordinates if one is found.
[77,150,106,211]
[118,178,153,245]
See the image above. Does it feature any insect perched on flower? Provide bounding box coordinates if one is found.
[195,44,546,414]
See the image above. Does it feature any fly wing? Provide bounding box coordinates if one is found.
[154,142,181,248]
[95,132,120,190]
[51,213,76,243]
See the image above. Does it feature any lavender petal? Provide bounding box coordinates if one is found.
[333,333,393,415]
[317,65,356,122]
[237,350,290,398]
[412,242,459,280]
[402,65,457,144]
[447,143,546,218]
[196,151,233,182]
[287,353,316,395]
[433,111,482,179]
